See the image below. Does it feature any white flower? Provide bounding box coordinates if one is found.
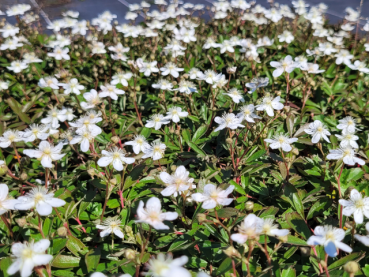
[231,214,264,244]
[72,20,88,35]
[160,166,194,197]
[219,40,234,53]
[339,189,369,224]
[237,104,261,123]
[7,239,53,277]
[326,146,365,166]
[96,216,124,238]
[178,27,196,43]
[70,128,100,152]
[214,113,244,132]
[111,72,132,86]
[245,77,269,93]
[145,114,170,130]
[307,225,352,257]
[160,62,184,78]
[152,79,173,90]
[47,47,70,60]
[23,141,65,168]
[99,84,125,100]
[91,273,130,277]
[294,56,308,69]
[22,124,49,142]
[41,108,67,128]
[125,135,150,154]
[146,254,190,277]
[337,116,357,133]
[6,4,31,16]
[199,70,222,85]
[7,60,28,73]
[62,10,79,18]
[164,40,186,52]
[348,61,369,74]
[47,19,66,32]
[0,23,19,38]
[140,61,159,77]
[142,141,166,161]
[304,120,331,143]
[38,77,60,90]
[278,31,294,44]
[23,53,42,64]
[0,129,24,148]
[256,96,284,116]
[136,197,178,229]
[192,184,234,209]
[81,89,102,110]
[0,184,19,215]
[264,8,282,22]
[270,55,296,77]
[69,115,102,134]
[318,42,337,55]
[203,37,220,49]
[0,80,9,91]
[97,147,135,171]
[176,80,197,94]
[259,218,290,237]
[224,88,244,103]
[1,37,23,50]
[15,186,66,216]
[301,63,325,74]
[264,134,298,152]
[164,107,188,123]
[335,130,359,149]
[91,42,106,55]
[354,222,369,246]
[60,78,84,95]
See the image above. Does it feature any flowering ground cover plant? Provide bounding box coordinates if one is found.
[1,0,369,276]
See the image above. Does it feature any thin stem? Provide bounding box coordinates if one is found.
[214,210,233,246]
[324,254,330,277]
[337,164,344,228]
[1,214,13,239]
[38,214,46,239]
[101,177,111,221]
[45,168,49,189]
[246,242,254,277]
[12,143,21,166]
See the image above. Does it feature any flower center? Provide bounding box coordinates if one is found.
[22,248,34,259]
[113,152,120,159]
[34,192,45,203]
[325,231,335,241]
[43,148,51,155]
[8,134,16,141]
[355,198,365,209]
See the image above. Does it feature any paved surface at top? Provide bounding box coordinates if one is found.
[0,0,369,28]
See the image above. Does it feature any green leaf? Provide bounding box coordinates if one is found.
[286,235,308,246]
[285,212,311,239]
[307,200,331,220]
[282,268,296,277]
[85,248,101,272]
[168,235,197,252]
[0,257,11,277]
[6,97,31,124]
[192,125,207,143]
[182,129,191,144]
[216,257,233,275]
[66,236,88,256]
[188,115,200,122]
[188,142,205,157]
[51,255,81,268]
[209,207,240,218]
[328,252,364,270]
[286,114,295,137]
[52,238,68,255]
[246,149,266,163]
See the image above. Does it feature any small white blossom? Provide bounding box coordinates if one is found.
[231,214,263,244]
[97,147,135,171]
[60,78,84,95]
[327,146,365,166]
[15,186,66,215]
[214,113,244,132]
[145,114,170,130]
[0,184,19,215]
[164,107,188,123]
[0,130,24,148]
[99,84,125,100]
[237,104,261,123]
[160,166,194,197]
[22,124,49,142]
[256,96,284,116]
[96,216,124,238]
[192,184,234,209]
[304,120,331,143]
[335,130,359,149]
[125,135,150,154]
[264,134,298,152]
[307,225,352,257]
[136,197,178,229]
[142,141,166,160]
[23,141,65,168]
[224,88,244,103]
[339,189,369,224]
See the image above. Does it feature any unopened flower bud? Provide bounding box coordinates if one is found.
[135,86,140,91]
[279,235,288,243]
[174,130,180,135]
[0,163,8,176]
[57,226,68,237]
[125,249,136,260]
[344,261,359,274]
[111,136,120,144]
[16,218,27,228]
[52,132,59,139]
[170,165,177,171]
[226,138,233,144]
[292,148,299,155]
[283,106,290,112]
[223,246,241,258]
[245,201,254,211]
[319,260,327,268]
[20,172,28,181]
[87,168,95,177]
[112,114,118,120]
[110,178,117,185]
[197,213,207,223]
